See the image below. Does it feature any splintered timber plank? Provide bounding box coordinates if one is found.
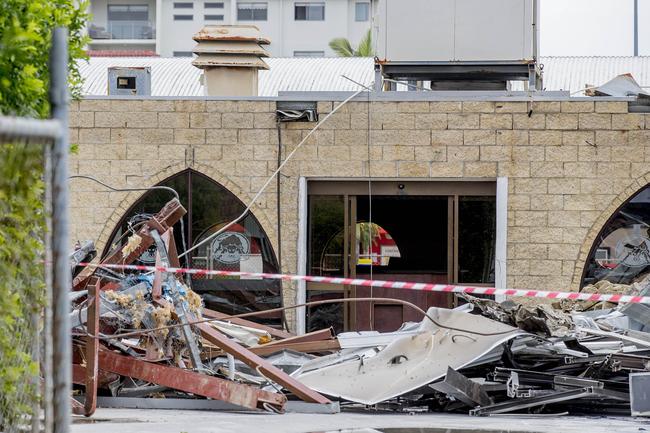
[97,349,286,411]
[197,323,331,404]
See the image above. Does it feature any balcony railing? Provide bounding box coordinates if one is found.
[89,21,155,40]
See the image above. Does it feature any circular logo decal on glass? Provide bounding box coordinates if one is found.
[211,232,250,265]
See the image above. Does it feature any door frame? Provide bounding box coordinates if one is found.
[296,177,507,335]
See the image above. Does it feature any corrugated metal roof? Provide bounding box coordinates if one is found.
[78,57,374,97]
[78,56,650,97]
[537,56,650,94]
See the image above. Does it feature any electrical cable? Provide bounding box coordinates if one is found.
[78,296,517,341]
[178,87,368,260]
[69,175,189,269]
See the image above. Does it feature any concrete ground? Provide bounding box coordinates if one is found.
[71,408,650,433]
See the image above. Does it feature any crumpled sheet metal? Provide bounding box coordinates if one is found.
[292,307,521,405]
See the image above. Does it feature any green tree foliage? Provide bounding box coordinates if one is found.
[329,29,374,57]
[0,0,89,117]
[0,0,89,426]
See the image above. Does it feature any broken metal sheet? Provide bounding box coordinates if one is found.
[208,320,272,347]
[590,73,650,97]
[430,367,493,407]
[336,329,421,349]
[292,307,521,405]
[630,372,650,416]
[469,386,628,416]
[577,327,650,349]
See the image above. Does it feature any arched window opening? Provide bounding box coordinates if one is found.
[583,185,650,287]
[103,169,281,325]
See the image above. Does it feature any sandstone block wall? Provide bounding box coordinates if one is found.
[69,97,650,325]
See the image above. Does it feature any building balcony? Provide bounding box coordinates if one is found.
[88,21,156,42]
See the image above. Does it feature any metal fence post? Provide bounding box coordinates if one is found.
[49,27,71,433]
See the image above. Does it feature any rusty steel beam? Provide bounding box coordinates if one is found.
[202,307,293,340]
[197,322,331,404]
[98,349,286,411]
[73,198,186,290]
[72,363,118,388]
[84,278,100,416]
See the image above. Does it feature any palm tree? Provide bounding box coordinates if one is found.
[329,29,374,57]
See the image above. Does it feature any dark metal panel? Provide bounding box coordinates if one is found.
[308,181,496,196]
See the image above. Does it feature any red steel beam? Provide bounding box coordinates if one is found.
[73,198,186,290]
[97,349,286,411]
[84,278,100,416]
[197,322,331,404]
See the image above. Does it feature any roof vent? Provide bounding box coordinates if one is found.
[192,25,270,97]
[108,67,151,96]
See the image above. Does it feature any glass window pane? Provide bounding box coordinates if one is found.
[238,2,267,21]
[583,186,650,286]
[294,5,306,20]
[103,170,281,326]
[458,196,496,284]
[108,4,148,21]
[308,195,345,277]
[355,2,369,21]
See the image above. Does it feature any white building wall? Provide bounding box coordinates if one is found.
[89,0,374,57]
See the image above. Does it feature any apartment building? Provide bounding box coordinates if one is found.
[87,0,374,57]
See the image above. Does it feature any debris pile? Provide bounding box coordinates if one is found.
[70,198,650,417]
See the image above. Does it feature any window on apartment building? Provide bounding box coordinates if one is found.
[174,2,194,8]
[107,5,151,39]
[582,184,650,287]
[237,2,268,21]
[205,2,225,7]
[293,50,325,57]
[295,2,325,21]
[103,169,282,326]
[173,51,194,57]
[174,14,194,20]
[205,14,224,20]
[107,4,149,21]
[355,2,370,21]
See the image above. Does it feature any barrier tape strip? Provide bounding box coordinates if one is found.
[78,262,650,304]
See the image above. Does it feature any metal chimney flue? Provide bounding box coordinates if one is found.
[192,25,270,97]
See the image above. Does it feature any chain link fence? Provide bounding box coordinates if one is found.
[0,116,64,433]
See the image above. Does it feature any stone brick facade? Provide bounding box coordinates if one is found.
[69,97,650,328]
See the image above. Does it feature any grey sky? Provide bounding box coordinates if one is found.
[540,0,649,56]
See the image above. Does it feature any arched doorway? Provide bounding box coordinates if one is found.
[103,169,282,325]
[582,184,650,287]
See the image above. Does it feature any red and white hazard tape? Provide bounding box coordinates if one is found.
[79,262,650,304]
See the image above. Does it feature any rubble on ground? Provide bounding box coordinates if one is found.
[70,198,650,417]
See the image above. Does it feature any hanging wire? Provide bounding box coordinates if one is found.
[68,175,189,268]
[178,87,368,260]
[73,296,517,340]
